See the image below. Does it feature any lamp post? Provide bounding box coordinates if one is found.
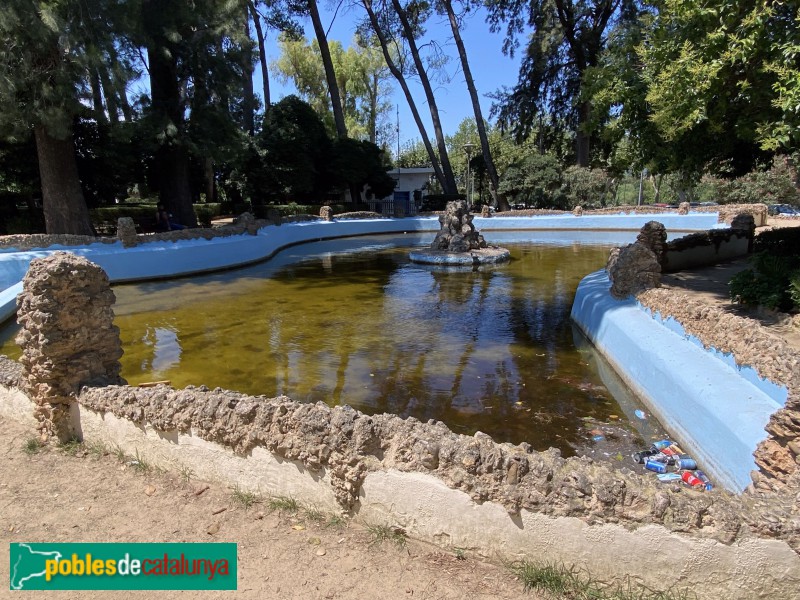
[462,142,475,207]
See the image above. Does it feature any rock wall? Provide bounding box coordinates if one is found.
[14,252,126,441]
[606,243,661,299]
[431,200,487,252]
[0,216,280,252]
[635,287,800,531]
[76,383,752,540]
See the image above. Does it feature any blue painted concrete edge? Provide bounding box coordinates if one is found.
[639,306,789,404]
[571,270,784,492]
[0,213,721,324]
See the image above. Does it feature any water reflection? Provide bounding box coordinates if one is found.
[0,234,650,456]
[140,324,182,375]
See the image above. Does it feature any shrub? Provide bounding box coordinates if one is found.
[706,157,800,206]
[561,166,613,208]
[730,227,800,312]
[499,153,564,209]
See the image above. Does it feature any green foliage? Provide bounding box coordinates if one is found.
[272,33,394,143]
[329,138,396,200]
[499,152,564,208]
[231,485,261,510]
[730,252,800,312]
[397,139,434,169]
[246,96,333,204]
[752,227,800,258]
[790,274,800,309]
[267,495,299,512]
[701,158,800,206]
[193,203,222,227]
[23,437,42,455]
[365,523,407,548]
[561,166,613,208]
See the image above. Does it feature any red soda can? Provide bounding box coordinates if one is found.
[681,471,703,487]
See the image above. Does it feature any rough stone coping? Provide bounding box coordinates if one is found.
[67,382,759,544]
[409,247,511,265]
[334,211,386,220]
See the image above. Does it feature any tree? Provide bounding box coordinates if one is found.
[307,0,348,139]
[487,0,637,167]
[439,0,508,209]
[638,0,797,173]
[245,95,333,203]
[139,0,198,227]
[329,138,397,200]
[0,0,112,234]
[358,0,451,191]
[247,0,303,111]
[499,152,563,208]
[388,0,459,194]
[272,33,393,142]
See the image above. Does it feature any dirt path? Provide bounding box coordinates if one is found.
[660,219,800,351]
[0,416,536,600]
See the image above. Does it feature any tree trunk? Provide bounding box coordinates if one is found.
[442,0,509,210]
[204,157,215,203]
[89,69,108,127]
[242,6,256,136]
[362,0,447,189]
[308,0,347,139]
[143,0,197,227]
[368,71,378,145]
[391,0,457,195]
[34,125,94,235]
[248,0,271,108]
[576,102,591,168]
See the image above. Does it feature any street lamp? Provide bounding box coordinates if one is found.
[462,142,475,206]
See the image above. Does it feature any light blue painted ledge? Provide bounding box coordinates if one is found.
[571,270,785,493]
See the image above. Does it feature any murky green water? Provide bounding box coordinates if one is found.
[0,233,664,456]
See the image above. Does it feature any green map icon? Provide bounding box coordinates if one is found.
[10,543,63,590]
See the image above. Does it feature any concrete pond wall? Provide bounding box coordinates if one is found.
[1,210,799,597]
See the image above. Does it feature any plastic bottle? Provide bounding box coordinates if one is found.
[681,471,703,488]
[694,470,714,491]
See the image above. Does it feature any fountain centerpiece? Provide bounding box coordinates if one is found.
[409,199,510,265]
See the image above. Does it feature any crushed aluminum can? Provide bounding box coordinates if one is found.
[645,459,668,474]
[632,449,658,464]
[675,457,697,470]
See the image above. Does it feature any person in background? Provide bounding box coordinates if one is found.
[155,204,186,231]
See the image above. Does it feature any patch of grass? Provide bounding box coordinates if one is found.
[23,437,42,455]
[302,508,346,529]
[231,485,260,510]
[325,514,346,529]
[129,449,151,474]
[179,464,195,485]
[453,547,467,561]
[267,495,299,513]
[86,440,107,459]
[365,523,407,548]
[304,507,326,523]
[58,437,83,456]
[507,560,694,600]
[112,444,126,463]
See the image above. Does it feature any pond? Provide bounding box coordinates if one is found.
[0,232,667,457]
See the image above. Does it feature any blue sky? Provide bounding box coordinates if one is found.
[257,3,525,151]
